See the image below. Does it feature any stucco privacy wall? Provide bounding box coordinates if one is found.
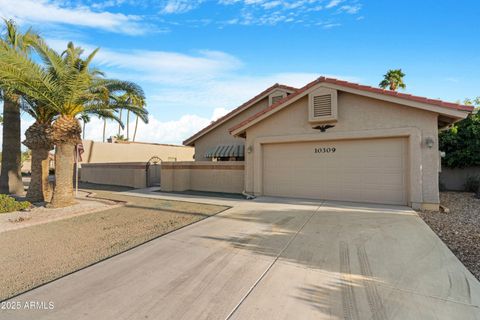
[81,140,194,163]
[244,92,440,209]
[80,163,147,188]
[440,167,480,191]
[161,161,244,193]
[193,98,269,161]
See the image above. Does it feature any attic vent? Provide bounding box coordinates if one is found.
[271,95,284,105]
[268,91,287,106]
[313,94,332,117]
[308,87,338,123]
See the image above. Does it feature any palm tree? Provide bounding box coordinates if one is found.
[133,114,140,142]
[0,39,148,207]
[126,110,130,141]
[379,69,406,91]
[115,92,146,142]
[22,102,55,202]
[79,113,90,140]
[0,19,38,195]
[103,118,107,142]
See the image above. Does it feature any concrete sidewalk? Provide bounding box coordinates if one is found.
[1,195,479,320]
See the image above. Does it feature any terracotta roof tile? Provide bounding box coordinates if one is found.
[229,76,474,133]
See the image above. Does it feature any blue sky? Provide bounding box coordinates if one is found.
[0,0,479,144]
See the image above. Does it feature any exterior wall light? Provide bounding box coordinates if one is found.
[425,137,435,149]
[247,145,253,154]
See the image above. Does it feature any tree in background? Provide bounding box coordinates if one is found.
[439,98,480,197]
[379,69,406,91]
[0,20,37,195]
[79,113,90,140]
[440,98,480,169]
[115,92,146,141]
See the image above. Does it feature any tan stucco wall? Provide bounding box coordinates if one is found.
[80,163,147,188]
[81,140,194,163]
[244,92,440,209]
[161,161,244,194]
[193,97,269,161]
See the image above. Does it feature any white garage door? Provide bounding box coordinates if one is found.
[262,137,407,205]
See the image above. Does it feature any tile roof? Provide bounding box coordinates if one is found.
[183,83,298,145]
[229,76,474,133]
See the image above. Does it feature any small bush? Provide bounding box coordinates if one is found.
[464,175,480,192]
[0,194,31,213]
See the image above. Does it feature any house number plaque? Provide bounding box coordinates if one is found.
[314,147,336,153]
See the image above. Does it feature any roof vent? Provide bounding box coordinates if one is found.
[271,95,284,105]
[308,87,338,123]
[268,90,287,106]
[313,94,332,117]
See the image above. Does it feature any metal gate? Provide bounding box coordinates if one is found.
[146,156,162,187]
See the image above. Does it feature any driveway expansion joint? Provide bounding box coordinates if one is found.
[223,202,325,320]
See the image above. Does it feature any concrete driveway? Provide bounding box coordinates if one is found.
[2,195,480,320]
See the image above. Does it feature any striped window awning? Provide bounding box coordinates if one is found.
[205,144,245,158]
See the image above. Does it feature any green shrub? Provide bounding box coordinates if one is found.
[0,194,31,213]
[464,175,480,192]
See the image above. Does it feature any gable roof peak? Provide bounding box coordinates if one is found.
[229,76,474,134]
[183,82,298,145]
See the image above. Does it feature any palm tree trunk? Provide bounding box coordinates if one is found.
[82,120,86,140]
[133,115,139,142]
[118,109,122,136]
[103,119,106,142]
[49,143,76,208]
[0,98,24,195]
[126,111,130,141]
[26,147,51,202]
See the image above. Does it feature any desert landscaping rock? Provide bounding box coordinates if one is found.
[0,191,228,301]
[419,192,480,281]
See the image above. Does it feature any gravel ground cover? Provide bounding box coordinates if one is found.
[418,192,480,281]
[0,189,229,301]
[0,190,119,233]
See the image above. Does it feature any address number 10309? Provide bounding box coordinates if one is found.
[314,147,336,154]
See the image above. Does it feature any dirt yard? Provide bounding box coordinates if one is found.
[0,188,229,301]
[418,192,480,281]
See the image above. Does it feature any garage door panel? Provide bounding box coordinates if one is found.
[262,138,407,205]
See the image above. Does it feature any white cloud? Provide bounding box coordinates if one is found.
[161,0,204,14]
[340,4,361,14]
[172,0,361,27]
[322,23,341,29]
[211,107,231,120]
[46,38,242,85]
[82,107,230,145]
[0,0,147,35]
[325,0,343,8]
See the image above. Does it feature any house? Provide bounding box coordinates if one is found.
[174,77,473,210]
